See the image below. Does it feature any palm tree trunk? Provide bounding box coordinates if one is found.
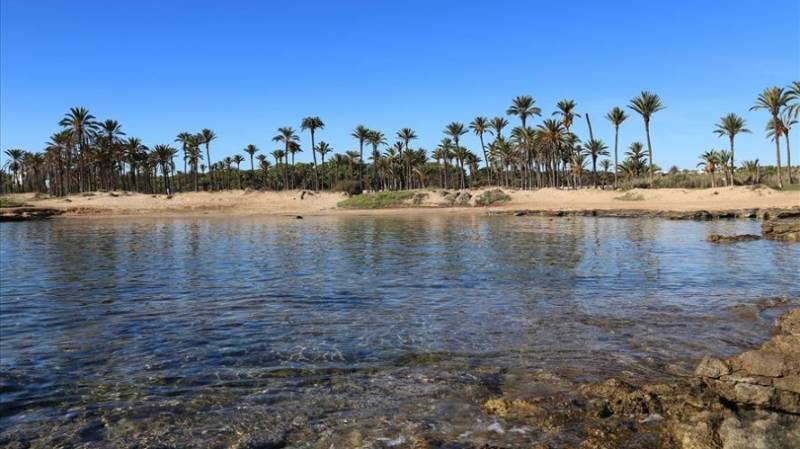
[613,125,619,189]
[310,131,319,191]
[774,121,783,189]
[785,132,793,184]
[645,120,654,188]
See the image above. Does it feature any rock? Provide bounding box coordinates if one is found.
[778,309,800,335]
[761,219,800,241]
[695,357,731,378]
[731,350,785,377]
[0,207,64,222]
[707,234,761,243]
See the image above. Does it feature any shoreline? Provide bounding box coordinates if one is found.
[1,186,798,220]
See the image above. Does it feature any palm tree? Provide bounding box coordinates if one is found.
[599,159,611,189]
[244,144,259,188]
[437,138,454,189]
[367,130,386,190]
[59,107,99,192]
[750,86,791,189]
[152,144,177,193]
[489,116,508,139]
[175,132,194,190]
[256,154,270,189]
[3,149,25,192]
[444,122,468,189]
[713,113,750,185]
[351,125,370,189]
[273,127,299,189]
[301,116,324,190]
[624,142,649,178]
[628,91,665,188]
[200,129,217,189]
[779,108,797,183]
[583,139,609,188]
[506,95,541,128]
[396,128,417,188]
[470,117,491,184]
[232,154,245,189]
[315,141,332,189]
[698,150,720,188]
[741,159,760,185]
[553,100,581,132]
[605,107,628,188]
[186,142,203,192]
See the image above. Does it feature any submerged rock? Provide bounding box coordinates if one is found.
[707,234,761,243]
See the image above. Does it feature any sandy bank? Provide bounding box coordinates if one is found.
[3,186,798,218]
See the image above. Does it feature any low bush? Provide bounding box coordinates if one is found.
[337,191,414,208]
[475,189,511,206]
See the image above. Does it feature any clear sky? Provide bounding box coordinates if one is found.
[1,0,798,169]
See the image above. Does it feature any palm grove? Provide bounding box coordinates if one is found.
[3,83,798,196]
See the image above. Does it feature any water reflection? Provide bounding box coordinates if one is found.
[1,215,798,445]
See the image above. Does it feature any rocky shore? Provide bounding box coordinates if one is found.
[479,308,800,449]
[497,206,800,221]
[0,207,63,221]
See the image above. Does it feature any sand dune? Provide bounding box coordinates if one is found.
[8,186,799,218]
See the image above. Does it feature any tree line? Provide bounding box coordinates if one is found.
[2,83,798,196]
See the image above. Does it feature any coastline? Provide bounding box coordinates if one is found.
[2,186,798,220]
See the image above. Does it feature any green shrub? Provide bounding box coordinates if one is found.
[0,197,27,208]
[475,189,511,206]
[337,191,414,209]
[614,192,645,201]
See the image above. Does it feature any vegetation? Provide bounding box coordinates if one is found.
[0,197,27,208]
[475,189,511,206]
[337,191,415,209]
[2,82,798,196]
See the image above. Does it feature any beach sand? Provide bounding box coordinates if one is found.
[6,185,799,218]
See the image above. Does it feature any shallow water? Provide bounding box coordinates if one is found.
[1,215,798,447]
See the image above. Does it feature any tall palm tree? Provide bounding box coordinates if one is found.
[605,107,628,188]
[59,107,99,192]
[751,87,791,189]
[553,100,581,132]
[175,132,194,190]
[490,116,508,139]
[713,113,750,186]
[780,109,797,183]
[200,129,217,189]
[301,116,324,190]
[273,127,299,189]
[444,122,468,189]
[186,141,203,192]
[152,144,177,193]
[396,128,417,188]
[628,91,665,188]
[437,138,454,189]
[315,141,332,189]
[470,117,491,184]
[583,139,609,188]
[367,130,387,190]
[506,95,541,129]
[244,144,259,188]
[351,125,370,189]
[256,154,269,188]
[3,149,25,192]
[232,154,245,189]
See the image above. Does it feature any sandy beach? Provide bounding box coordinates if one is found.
[5,185,798,218]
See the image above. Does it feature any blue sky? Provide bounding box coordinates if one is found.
[1,0,798,169]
